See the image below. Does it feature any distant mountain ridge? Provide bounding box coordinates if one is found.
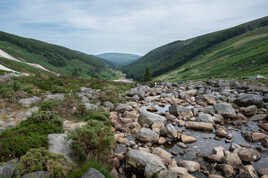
[97,53,140,66]
[124,16,268,81]
[0,31,117,80]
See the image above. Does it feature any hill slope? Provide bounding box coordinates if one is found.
[0,31,117,80]
[97,53,140,66]
[124,16,268,81]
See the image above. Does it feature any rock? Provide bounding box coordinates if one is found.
[103,101,114,110]
[147,106,158,112]
[139,111,166,127]
[84,103,98,111]
[0,159,18,178]
[18,96,41,107]
[158,137,167,144]
[241,105,257,116]
[238,149,261,162]
[216,164,234,177]
[137,128,159,143]
[251,114,267,121]
[259,122,268,131]
[178,160,200,173]
[207,146,225,162]
[126,86,150,98]
[169,105,193,120]
[215,127,228,137]
[22,171,50,178]
[82,168,105,178]
[262,138,268,148]
[214,103,236,117]
[185,121,213,131]
[251,132,268,142]
[238,165,258,178]
[127,149,166,178]
[152,147,173,164]
[116,104,133,113]
[48,134,73,163]
[258,168,268,176]
[235,94,264,107]
[224,151,242,167]
[169,166,188,176]
[157,170,177,178]
[198,113,214,123]
[203,94,217,105]
[44,93,65,101]
[208,175,225,178]
[165,123,177,138]
[180,134,197,144]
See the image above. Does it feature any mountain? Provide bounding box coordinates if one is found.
[124,16,268,81]
[0,31,117,80]
[97,53,140,66]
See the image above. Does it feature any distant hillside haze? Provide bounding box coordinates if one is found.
[124,16,268,81]
[97,53,140,66]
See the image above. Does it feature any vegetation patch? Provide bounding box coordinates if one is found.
[16,147,73,178]
[0,111,63,162]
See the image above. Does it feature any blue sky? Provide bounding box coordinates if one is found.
[0,0,267,55]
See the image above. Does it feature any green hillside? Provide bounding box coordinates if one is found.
[0,31,117,80]
[124,16,268,81]
[97,53,140,66]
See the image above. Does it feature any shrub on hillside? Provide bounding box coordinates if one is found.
[40,99,61,111]
[16,148,73,178]
[82,111,109,122]
[0,112,63,162]
[67,120,114,162]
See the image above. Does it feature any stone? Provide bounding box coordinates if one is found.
[126,86,150,98]
[165,123,177,138]
[147,106,158,112]
[203,94,217,105]
[235,94,264,107]
[185,121,213,131]
[214,103,236,117]
[158,137,167,144]
[48,134,73,163]
[180,134,197,144]
[215,127,228,137]
[103,101,114,110]
[82,168,105,178]
[224,151,242,167]
[138,111,166,127]
[157,170,177,178]
[18,96,41,107]
[178,160,200,173]
[152,147,173,164]
[169,167,188,176]
[0,159,18,178]
[259,123,268,131]
[216,164,234,177]
[262,138,268,148]
[258,168,268,176]
[127,149,166,178]
[208,175,225,178]
[251,132,268,142]
[198,113,214,123]
[84,103,98,111]
[238,165,258,178]
[22,171,50,178]
[116,104,133,113]
[207,146,225,162]
[169,105,193,120]
[44,93,65,101]
[238,149,261,162]
[137,128,159,143]
[241,105,257,116]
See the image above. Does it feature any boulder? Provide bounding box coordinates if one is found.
[198,113,214,123]
[152,147,172,164]
[214,103,236,117]
[224,151,242,167]
[185,121,213,131]
[44,93,65,101]
[207,146,225,162]
[84,103,98,111]
[216,164,234,177]
[235,94,264,107]
[203,94,217,105]
[180,134,197,144]
[116,104,133,113]
[157,170,177,178]
[103,101,114,110]
[215,127,228,137]
[165,123,177,138]
[258,168,268,176]
[238,149,261,162]
[238,165,258,178]
[137,128,159,143]
[81,168,105,178]
[178,160,200,173]
[169,105,193,120]
[127,149,166,178]
[19,96,41,107]
[22,171,50,178]
[139,111,166,127]
[240,105,257,117]
[48,134,73,163]
[0,159,18,178]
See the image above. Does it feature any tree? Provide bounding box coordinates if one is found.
[143,67,152,82]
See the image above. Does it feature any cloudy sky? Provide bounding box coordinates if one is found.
[0,0,267,55]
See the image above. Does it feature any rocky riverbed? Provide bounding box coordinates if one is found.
[110,80,268,178]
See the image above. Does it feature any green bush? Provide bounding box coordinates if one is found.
[40,99,60,111]
[68,159,113,178]
[82,111,109,122]
[0,112,63,162]
[16,148,73,178]
[67,120,114,162]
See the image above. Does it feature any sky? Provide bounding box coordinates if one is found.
[0,0,267,56]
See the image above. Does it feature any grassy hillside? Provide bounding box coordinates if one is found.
[0,31,117,80]
[97,53,140,66]
[124,16,268,81]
